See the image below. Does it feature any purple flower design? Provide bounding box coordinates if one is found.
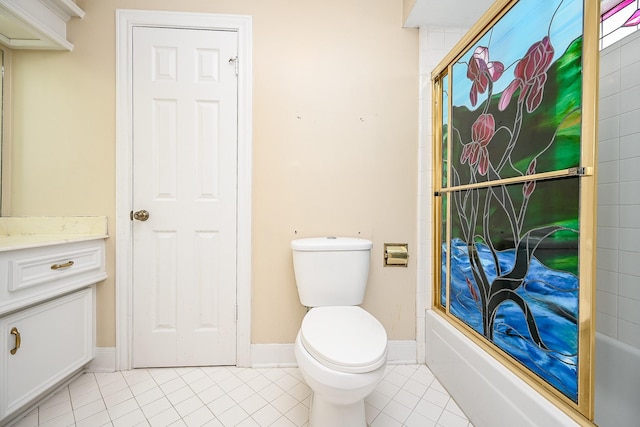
[461,113,495,176]
[467,46,505,107]
[499,37,555,113]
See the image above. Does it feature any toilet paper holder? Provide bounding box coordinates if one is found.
[384,243,408,267]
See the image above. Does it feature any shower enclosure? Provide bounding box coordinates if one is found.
[594,27,640,427]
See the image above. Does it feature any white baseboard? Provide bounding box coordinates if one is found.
[94,341,418,372]
[250,344,298,368]
[86,347,117,372]
[387,340,418,364]
[250,340,417,368]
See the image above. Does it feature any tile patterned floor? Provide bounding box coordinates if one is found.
[10,364,473,427]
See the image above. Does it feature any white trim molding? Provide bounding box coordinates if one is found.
[251,341,418,369]
[115,9,253,371]
[86,347,117,373]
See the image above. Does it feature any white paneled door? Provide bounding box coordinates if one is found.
[131,26,238,367]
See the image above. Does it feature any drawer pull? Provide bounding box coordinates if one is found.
[51,261,75,270]
[10,327,21,355]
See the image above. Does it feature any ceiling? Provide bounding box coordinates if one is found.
[403,0,495,28]
[404,0,610,28]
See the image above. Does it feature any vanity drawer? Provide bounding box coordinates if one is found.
[8,244,102,292]
[0,239,106,315]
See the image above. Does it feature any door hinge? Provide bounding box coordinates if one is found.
[229,56,239,76]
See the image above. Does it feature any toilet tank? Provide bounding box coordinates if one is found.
[291,237,373,307]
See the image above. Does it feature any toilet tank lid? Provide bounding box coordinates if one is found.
[291,237,373,251]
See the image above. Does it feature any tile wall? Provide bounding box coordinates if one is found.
[597,29,640,349]
[417,26,467,357]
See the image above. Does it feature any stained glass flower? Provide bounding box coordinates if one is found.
[461,113,495,176]
[499,37,555,113]
[467,46,505,107]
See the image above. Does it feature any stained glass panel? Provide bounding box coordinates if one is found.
[433,0,596,413]
[449,0,583,185]
[448,177,580,400]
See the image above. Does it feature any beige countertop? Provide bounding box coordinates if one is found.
[0,216,108,252]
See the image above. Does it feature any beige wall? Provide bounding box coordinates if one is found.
[6,0,419,346]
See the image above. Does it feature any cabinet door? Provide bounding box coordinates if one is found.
[0,288,94,419]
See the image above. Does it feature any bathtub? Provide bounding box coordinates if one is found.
[425,310,579,427]
[594,332,640,427]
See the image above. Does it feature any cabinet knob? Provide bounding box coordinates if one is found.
[10,327,21,355]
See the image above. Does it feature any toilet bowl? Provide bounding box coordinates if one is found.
[295,306,388,427]
[290,237,388,426]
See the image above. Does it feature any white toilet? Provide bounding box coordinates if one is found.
[291,237,388,427]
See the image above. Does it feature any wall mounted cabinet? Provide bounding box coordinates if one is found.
[0,0,84,50]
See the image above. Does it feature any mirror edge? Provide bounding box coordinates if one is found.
[0,43,11,216]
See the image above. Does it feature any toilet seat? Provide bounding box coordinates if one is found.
[300,306,388,374]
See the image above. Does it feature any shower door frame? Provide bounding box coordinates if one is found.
[430,0,600,422]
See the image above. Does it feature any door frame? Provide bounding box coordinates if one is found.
[115,9,252,370]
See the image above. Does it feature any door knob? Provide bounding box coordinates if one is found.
[132,210,150,221]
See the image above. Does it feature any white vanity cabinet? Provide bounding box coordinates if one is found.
[0,237,106,423]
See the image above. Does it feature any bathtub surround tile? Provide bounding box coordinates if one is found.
[599,93,621,120]
[596,268,619,295]
[619,181,640,205]
[620,83,640,112]
[600,46,620,76]
[599,71,620,99]
[11,364,473,427]
[598,34,640,352]
[620,133,640,158]
[597,225,619,250]
[619,250,640,276]
[597,183,620,206]
[619,273,640,300]
[619,159,640,182]
[619,228,640,252]
[596,290,618,317]
[619,319,640,348]
[598,138,620,163]
[620,110,640,138]
[595,247,618,272]
[596,311,618,338]
[597,160,620,184]
[618,296,640,325]
[620,60,640,91]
